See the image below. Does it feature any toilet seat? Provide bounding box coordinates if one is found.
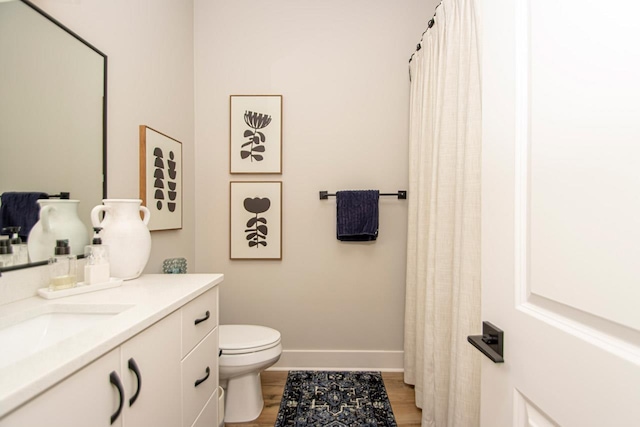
[219,325,281,355]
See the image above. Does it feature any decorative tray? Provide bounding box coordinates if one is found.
[37,278,123,300]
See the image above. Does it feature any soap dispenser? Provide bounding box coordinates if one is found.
[3,227,28,265]
[0,239,13,267]
[49,239,77,291]
[84,227,110,285]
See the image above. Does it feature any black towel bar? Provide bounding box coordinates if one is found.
[0,191,68,199]
[49,192,70,199]
[319,190,407,200]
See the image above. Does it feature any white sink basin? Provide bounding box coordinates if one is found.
[0,304,133,369]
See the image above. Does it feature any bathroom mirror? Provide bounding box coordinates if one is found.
[0,0,107,271]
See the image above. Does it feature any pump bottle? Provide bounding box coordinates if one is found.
[3,227,28,265]
[49,239,77,291]
[0,240,13,267]
[84,227,110,285]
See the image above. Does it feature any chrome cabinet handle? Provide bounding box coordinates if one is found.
[109,371,124,424]
[194,366,210,387]
[194,310,210,326]
[128,358,142,406]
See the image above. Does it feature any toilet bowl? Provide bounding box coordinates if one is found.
[218,325,282,423]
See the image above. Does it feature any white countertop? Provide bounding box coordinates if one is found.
[0,273,224,418]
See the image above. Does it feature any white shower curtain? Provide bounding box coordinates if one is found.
[404,0,481,426]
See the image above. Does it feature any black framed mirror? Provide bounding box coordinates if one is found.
[0,0,107,272]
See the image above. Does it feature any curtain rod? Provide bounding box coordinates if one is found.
[408,1,443,65]
[319,191,407,200]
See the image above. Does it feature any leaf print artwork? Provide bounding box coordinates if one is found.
[141,126,183,231]
[244,197,271,247]
[230,181,281,259]
[230,96,282,174]
[241,110,272,162]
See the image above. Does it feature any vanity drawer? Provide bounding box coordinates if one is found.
[182,287,218,357]
[182,327,219,427]
[191,387,219,427]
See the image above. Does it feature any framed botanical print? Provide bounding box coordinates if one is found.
[139,125,182,231]
[229,95,282,174]
[230,181,282,260]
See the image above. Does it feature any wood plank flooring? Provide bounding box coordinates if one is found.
[224,371,422,427]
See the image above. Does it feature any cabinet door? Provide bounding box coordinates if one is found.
[120,310,181,427]
[0,349,123,427]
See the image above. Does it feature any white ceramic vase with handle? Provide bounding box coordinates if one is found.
[91,199,151,280]
[27,199,89,262]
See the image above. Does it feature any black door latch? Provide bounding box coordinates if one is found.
[467,321,504,363]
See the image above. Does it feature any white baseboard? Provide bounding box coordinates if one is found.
[269,350,404,372]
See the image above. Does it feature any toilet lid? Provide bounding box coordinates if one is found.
[219,325,281,354]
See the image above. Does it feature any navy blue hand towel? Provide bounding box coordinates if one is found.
[0,192,49,240]
[336,190,379,241]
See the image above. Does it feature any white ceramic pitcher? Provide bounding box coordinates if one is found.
[27,199,89,262]
[91,199,151,280]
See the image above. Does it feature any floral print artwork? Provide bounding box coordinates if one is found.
[243,197,271,248]
[230,95,282,174]
[230,181,281,259]
[241,110,272,162]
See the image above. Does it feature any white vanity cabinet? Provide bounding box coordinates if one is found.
[180,286,220,427]
[1,311,181,427]
[0,279,220,427]
[1,348,121,426]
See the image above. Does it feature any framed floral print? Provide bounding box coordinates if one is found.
[229,95,282,174]
[230,181,282,260]
[139,125,182,231]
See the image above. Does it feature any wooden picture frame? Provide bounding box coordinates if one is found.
[230,181,282,260]
[229,95,282,174]
[139,125,182,231]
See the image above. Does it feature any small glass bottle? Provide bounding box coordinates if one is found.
[0,240,13,268]
[49,239,77,291]
[4,227,28,265]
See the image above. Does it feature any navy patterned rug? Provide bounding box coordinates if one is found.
[274,371,397,427]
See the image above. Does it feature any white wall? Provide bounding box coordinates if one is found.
[31,0,196,274]
[194,0,434,366]
[18,0,437,367]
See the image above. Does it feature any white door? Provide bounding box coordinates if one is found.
[480,0,640,426]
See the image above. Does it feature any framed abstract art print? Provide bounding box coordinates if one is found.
[229,95,282,174]
[230,181,282,260]
[139,125,182,231]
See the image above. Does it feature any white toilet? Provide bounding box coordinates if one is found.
[218,325,282,423]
